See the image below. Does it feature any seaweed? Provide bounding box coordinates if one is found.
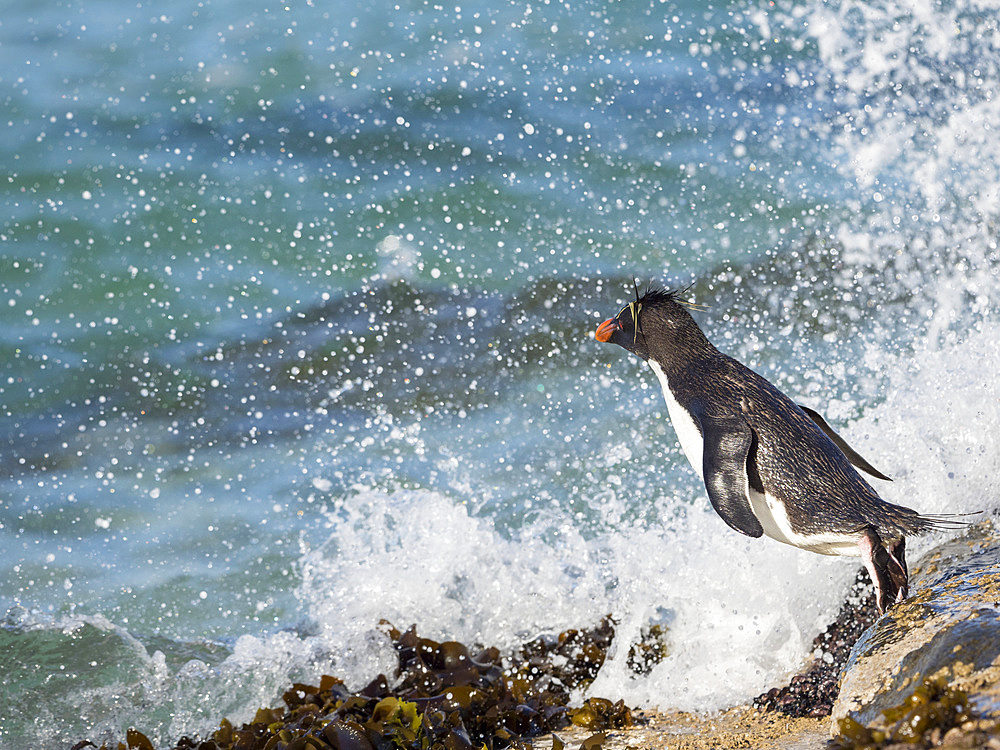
[625,623,669,676]
[829,675,1000,748]
[80,617,641,750]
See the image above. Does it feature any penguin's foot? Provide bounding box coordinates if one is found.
[858,527,909,614]
[887,537,909,602]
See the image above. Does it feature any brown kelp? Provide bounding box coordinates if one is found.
[830,675,1000,748]
[76,617,644,750]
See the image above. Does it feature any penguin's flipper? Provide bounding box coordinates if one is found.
[798,404,892,482]
[699,411,764,538]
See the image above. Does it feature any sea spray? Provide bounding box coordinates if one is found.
[296,489,609,655]
[4,0,1000,747]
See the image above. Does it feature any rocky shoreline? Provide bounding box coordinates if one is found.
[75,521,1000,750]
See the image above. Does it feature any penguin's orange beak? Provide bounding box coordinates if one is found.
[595,318,619,342]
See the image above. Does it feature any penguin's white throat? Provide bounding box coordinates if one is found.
[647,360,704,480]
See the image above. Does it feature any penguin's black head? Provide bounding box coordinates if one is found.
[595,285,709,363]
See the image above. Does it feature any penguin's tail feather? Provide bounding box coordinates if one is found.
[897,509,981,535]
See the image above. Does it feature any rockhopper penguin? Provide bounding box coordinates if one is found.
[595,285,957,614]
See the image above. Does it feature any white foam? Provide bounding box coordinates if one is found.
[862,322,1000,540]
[288,485,855,712]
[585,511,848,710]
[296,489,610,659]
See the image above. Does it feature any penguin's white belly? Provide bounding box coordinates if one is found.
[747,489,862,556]
[648,361,862,557]
[648,361,704,480]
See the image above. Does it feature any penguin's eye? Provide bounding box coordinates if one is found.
[614,302,644,346]
[617,302,641,324]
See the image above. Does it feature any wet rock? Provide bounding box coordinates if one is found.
[832,520,1000,733]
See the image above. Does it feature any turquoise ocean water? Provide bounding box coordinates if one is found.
[2,0,999,746]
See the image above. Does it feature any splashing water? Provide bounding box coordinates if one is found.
[2,0,999,747]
